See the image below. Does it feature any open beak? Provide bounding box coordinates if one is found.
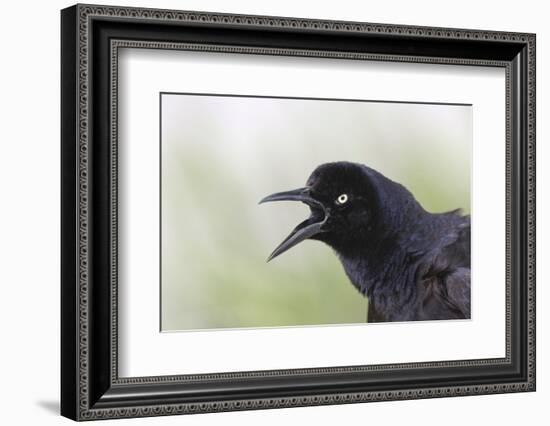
[259,187,328,261]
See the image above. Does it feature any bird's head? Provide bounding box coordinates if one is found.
[260,161,420,261]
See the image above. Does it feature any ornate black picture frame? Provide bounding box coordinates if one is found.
[61,4,536,421]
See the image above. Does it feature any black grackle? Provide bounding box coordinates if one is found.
[260,161,470,322]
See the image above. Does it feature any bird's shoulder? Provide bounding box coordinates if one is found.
[410,210,470,266]
[413,212,471,319]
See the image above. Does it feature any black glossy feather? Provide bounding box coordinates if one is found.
[330,163,471,322]
[263,161,471,323]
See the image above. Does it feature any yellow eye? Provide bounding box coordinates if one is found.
[336,194,348,205]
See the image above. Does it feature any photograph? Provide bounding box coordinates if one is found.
[160,93,472,331]
[59,4,535,421]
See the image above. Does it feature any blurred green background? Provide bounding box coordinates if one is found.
[161,94,471,331]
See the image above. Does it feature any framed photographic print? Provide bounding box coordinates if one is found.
[61,4,536,421]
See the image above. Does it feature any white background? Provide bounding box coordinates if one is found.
[120,51,504,376]
[0,0,546,425]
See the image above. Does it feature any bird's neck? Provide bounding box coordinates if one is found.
[331,201,434,321]
[337,218,432,321]
[337,239,419,321]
